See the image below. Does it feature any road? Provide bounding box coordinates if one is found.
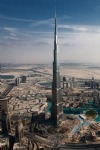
[24,131,49,146]
[0,83,14,98]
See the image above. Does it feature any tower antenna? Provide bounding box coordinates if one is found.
[55,7,56,18]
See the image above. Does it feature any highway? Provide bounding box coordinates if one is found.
[24,131,49,146]
[0,83,14,98]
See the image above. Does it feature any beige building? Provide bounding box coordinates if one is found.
[1,97,9,113]
[0,137,9,150]
[13,143,27,150]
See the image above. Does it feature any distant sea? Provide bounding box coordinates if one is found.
[0,75,14,79]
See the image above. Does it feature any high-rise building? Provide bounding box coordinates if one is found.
[15,120,23,144]
[21,76,26,83]
[1,110,8,136]
[15,77,20,86]
[93,90,100,108]
[63,77,66,89]
[51,13,63,127]
[1,98,9,113]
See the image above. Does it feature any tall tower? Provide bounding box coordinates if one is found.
[51,13,63,127]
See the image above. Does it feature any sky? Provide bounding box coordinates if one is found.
[1,0,100,64]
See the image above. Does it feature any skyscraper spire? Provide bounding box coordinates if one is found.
[51,12,63,127]
[55,7,56,18]
[54,9,57,50]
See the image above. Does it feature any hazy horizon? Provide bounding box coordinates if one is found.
[1,61,100,67]
[1,0,100,64]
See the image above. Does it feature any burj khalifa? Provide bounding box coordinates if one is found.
[51,13,63,127]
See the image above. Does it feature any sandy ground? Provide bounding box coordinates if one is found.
[32,65,100,80]
[1,64,100,80]
[60,68,100,79]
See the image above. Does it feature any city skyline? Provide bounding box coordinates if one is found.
[1,0,100,64]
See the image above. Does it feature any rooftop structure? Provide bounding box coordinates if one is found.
[0,137,9,150]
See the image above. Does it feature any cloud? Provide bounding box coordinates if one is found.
[58,24,87,32]
[10,32,17,37]
[58,24,100,33]
[0,14,35,22]
[3,36,19,40]
[0,14,54,28]
[62,43,74,47]
[0,14,72,26]
[33,41,50,46]
[30,15,72,28]
[3,27,17,32]
[30,18,54,27]
[1,21,100,64]
[94,5,100,11]
[60,15,72,20]
[58,30,100,63]
[2,27,19,41]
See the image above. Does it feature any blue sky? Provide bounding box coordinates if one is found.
[1,0,100,64]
